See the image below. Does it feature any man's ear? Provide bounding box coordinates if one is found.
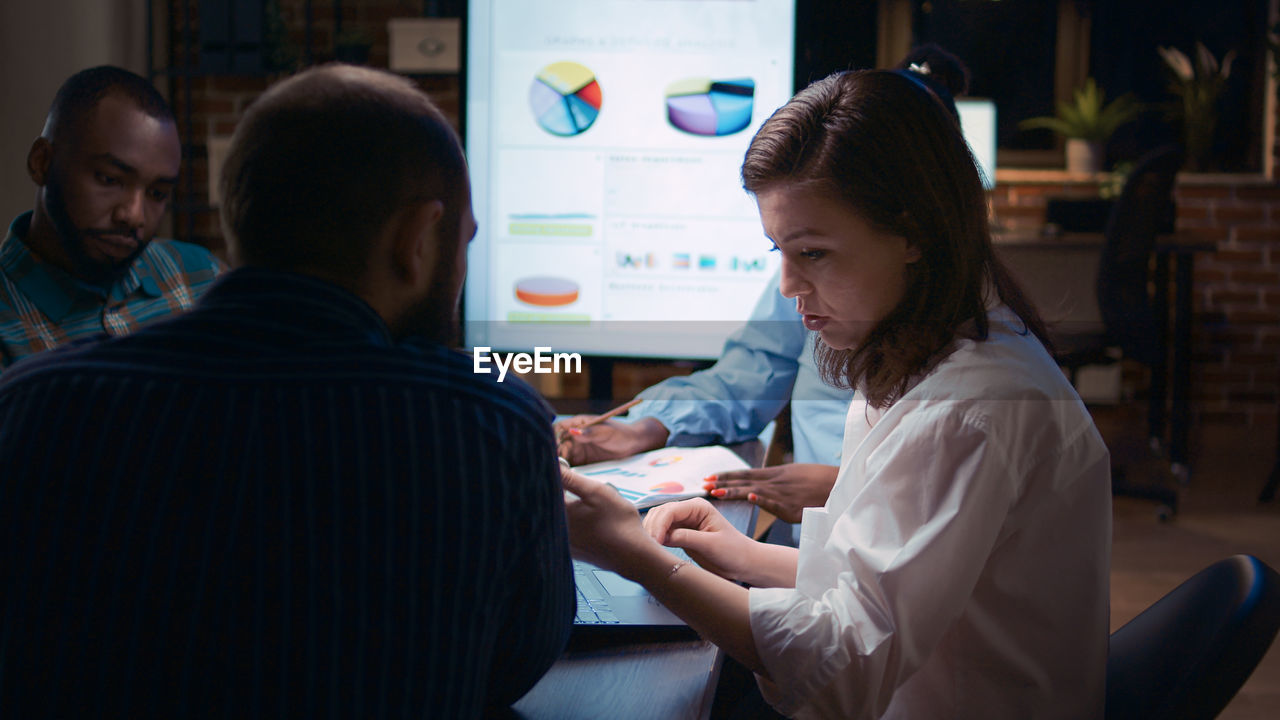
[27,137,52,186]
[391,199,445,286]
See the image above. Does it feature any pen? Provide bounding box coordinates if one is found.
[565,397,643,437]
[576,394,645,427]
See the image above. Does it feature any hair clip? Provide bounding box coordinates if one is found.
[908,62,932,76]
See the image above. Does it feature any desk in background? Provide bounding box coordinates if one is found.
[993,230,1215,480]
[514,441,761,720]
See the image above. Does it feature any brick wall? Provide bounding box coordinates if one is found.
[1179,182,1280,429]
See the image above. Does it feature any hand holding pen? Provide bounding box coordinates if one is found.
[559,398,641,440]
[555,398,670,466]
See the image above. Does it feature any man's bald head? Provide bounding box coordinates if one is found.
[42,66,174,146]
[219,64,468,278]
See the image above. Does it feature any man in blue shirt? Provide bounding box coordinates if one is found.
[0,64,574,717]
[0,66,221,368]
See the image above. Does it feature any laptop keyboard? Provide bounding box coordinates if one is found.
[574,565,621,624]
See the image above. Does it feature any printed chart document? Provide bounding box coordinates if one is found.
[574,445,748,509]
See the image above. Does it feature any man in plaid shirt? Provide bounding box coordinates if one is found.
[0,66,221,369]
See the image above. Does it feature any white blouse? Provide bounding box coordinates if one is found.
[749,307,1112,719]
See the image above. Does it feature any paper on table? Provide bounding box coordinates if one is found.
[572,445,749,509]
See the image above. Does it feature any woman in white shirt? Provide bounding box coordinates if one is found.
[560,69,1111,719]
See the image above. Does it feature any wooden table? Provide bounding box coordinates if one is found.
[512,441,761,720]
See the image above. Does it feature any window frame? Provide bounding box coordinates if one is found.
[876,0,1278,179]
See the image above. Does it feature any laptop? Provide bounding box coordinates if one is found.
[570,548,698,645]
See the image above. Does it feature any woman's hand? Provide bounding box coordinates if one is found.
[704,463,838,523]
[554,416,670,465]
[560,466,659,575]
[642,498,759,583]
[566,469,792,675]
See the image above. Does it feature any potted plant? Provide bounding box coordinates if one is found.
[1158,43,1235,172]
[1019,78,1141,173]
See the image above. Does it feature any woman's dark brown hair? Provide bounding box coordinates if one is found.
[741,70,1050,409]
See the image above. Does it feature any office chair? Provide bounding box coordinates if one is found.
[1053,144,1185,519]
[1106,554,1280,720]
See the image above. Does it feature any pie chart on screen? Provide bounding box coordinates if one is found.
[665,77,755,137]
[529,61,603,137]
[515,276,580,307]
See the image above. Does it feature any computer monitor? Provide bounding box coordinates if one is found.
[956,98,997,190]
[463,0,797,360]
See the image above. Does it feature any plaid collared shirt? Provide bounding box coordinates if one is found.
[0,212,223,370]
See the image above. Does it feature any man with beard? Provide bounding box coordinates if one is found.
[0,64,574,718]
[0,65,222,369]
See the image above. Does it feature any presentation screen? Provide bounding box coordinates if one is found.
[463,0,797,360]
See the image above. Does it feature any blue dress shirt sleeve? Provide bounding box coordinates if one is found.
[629,270,810,447]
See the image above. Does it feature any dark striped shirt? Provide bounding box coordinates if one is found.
[0,211,223,370]
[0,267,575,718]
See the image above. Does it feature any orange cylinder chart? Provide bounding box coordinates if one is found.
[514,276,580,307]
[529,61,603,137]
[664,77,755,137]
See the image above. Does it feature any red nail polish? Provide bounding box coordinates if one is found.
[710,488,727,498]
[568,427,582,436]
[747,492,758,503]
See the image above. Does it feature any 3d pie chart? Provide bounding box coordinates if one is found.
[514,276,580,307]
[665,77,755,137]
[529,61,603,137]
